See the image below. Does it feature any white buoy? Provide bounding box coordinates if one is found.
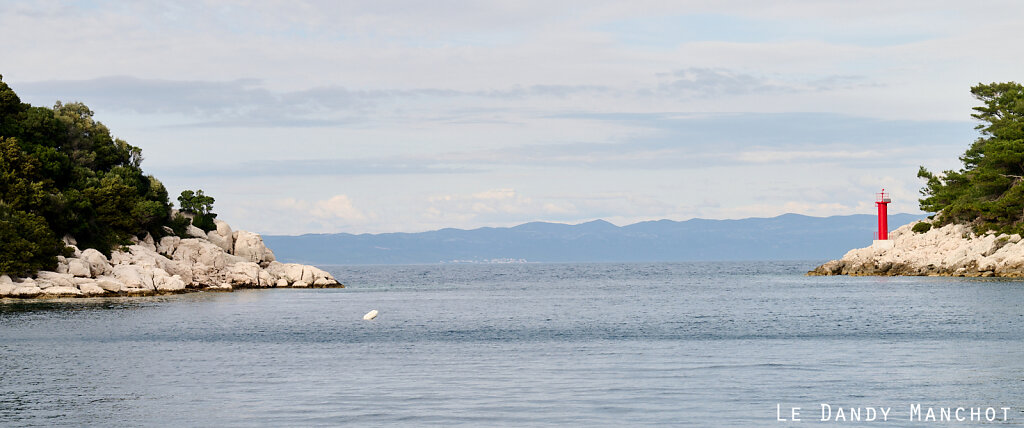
[363,309,379,320]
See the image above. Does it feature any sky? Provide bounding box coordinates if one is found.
[1,1,1021,235]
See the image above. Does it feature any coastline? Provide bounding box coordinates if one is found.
[0,218,343,300]
[810,220,1024,277]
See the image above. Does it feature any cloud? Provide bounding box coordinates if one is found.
[426,189,577,224]
[273,195,367,220]
[646,68,877,99]
[138,111,973,181]
[148,157,482,178]
[13,76,612,128]
[241,194,373,234]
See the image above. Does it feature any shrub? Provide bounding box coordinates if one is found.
[0,203,67,276]
[177,189,217,232]
[169,213,192,237]
[912,222,932,234]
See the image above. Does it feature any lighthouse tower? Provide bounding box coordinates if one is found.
[873,189,893,248]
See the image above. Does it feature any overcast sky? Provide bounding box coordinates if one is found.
[2,1,1020,234]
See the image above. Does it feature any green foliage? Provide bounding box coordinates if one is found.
[0,203,66,277]
[177,189,214,215]
[919,82,1024,235]
[177,189,217,232]
[168,213,192,238]
[0,75,173,274]
[911,222,932,234]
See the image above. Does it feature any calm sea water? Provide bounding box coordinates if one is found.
[1,261,1022,426]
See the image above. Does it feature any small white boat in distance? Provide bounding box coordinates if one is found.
[363,310,379,320]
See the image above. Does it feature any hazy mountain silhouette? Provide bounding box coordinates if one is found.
[263,213,925,264]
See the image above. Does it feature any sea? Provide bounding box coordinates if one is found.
[1,261,1022,427]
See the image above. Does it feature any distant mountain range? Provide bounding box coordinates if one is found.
[262,213,925,264]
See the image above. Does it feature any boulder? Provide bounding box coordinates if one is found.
[224,262,262,287]
[42,286,82,297]
[172,239,229,270]
[80,248,112,277]
[11,285,43,298]
[258,269,274,287]
[265,262,339,287]
[0,275,15,297]
[160,259,194,286]
[55,256,69,274]
[67,258,92,277]
[140,233,157,252]
[266,262,304,284]
[112,265,155,291]
[78,283,107,296]
[186,224,207,239]
[207,230,233,253]
[94,276,126,293]
[206,219,234,252]
[206,283,233,292]
[36,271,76,288]
[154,270,186,292]
[232,230,275,265]
[157,236,181,256]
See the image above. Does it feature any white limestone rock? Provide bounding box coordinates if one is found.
[0,275,15,297]
[812,220,1024,277]
[153,270,186,292]
[42,285,82,297]
[232,230,276,266]
[206,219,234,253]
[258,269,274,287]
[207,230,233,253]
[4,218,342,297]
[36,271,76,288]
[172,239,229,270]
[265,261,338,287]
[80,248,112,277]
[171,239,231,285]
[157,236,181,256]
[67,258,92,277]
[224,262,262,287]
[206,283,233,292]
[112,265,155,291]
[186,224,207,239]
[160,259,194,286]
[11,285,43,298]
[94,276,126,293]
[78,283,107,296]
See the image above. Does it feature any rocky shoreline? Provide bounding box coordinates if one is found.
[810,220,1024,277]
[0,218,342,299]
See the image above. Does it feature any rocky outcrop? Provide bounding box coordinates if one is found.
[810,220,1024,277]
[1,219,343,299]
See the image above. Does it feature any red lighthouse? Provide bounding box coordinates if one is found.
[876,189,891,240]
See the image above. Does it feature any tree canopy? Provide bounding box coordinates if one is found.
[919,81,1024,234]
[0,74,215,276]
[177,189,217,232]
